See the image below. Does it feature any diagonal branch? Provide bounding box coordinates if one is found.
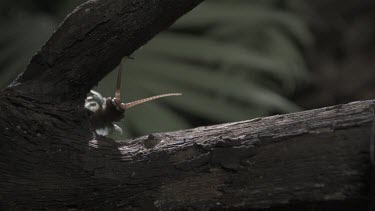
[1,0,374,209]
[8,0,204,102]
[111,100,375,210]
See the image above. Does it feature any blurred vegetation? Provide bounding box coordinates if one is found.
[0,0,312,138]
[290,0,375,109]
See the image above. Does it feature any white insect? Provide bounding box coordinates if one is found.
[85,59,181,136]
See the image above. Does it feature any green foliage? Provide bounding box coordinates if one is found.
[0,1,312,138]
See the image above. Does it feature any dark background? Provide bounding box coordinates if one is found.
[0,0,374,138]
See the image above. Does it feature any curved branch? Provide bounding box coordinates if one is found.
[1,0,374,209]
[9,0,203,102]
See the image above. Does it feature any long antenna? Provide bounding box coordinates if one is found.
[115,59,124,100]
[121,93,182,109]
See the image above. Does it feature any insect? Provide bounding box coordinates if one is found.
[85,59,181,136]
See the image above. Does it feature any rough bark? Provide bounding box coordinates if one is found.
[2,96,374,210]
[9,0,204,102]
[0,0,374,210]
[116,100,375,210]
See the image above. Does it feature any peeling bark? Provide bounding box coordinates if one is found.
[0,0,374,210]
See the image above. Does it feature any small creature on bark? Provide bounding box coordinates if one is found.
[85,59,181,136]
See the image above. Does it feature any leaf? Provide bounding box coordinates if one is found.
[128,57,300,112]
[142,34,299,83]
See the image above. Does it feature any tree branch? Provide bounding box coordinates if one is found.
[110,100,374,210]
[0,0,374,209]
[8,0,203,102]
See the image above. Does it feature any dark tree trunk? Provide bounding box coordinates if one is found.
[0,0,374,210]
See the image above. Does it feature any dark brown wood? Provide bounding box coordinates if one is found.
[115,100,375,210]
[1,94,374,209]
[0,0,374,210]
[7,0,204,102]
